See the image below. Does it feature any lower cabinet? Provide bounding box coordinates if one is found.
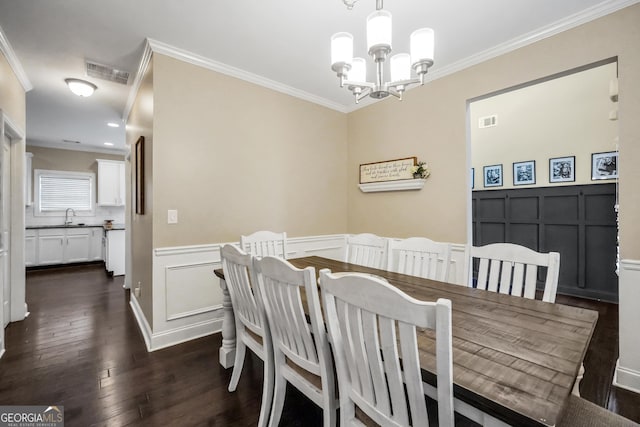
[28,227,105,266]
[25,230,37,267]
[104,229,125,276]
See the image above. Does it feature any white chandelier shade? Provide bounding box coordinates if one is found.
[330,0,435,103]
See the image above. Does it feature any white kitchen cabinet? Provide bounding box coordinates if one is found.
[37,229,66,265]
[64,228,91,263]
[28,227,104,266]
[104,229,125,276]
[25,229,37,267]
[89,228,104,261]
[97,159,125,206]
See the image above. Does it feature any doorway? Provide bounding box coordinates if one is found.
[1,133,10,327]
[468,59,620,301]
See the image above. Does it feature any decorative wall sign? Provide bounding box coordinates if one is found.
[359,157,416,184]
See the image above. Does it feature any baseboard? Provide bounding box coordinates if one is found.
[146,317,223,352]
[129,295,153,352]
[613,359,640,395]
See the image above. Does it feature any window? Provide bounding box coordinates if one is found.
[34,169,95,215]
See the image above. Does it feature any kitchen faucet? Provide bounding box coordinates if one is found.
[64,208,76,225]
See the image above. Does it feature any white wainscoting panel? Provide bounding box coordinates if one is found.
[450,243,469,286]
[131,234,348,351]
[614,259,640,394]
[165,261,222,321]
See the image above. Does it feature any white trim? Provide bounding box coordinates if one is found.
[164,261,222,321]
[155,242,225,257]
[129,295,153,351]
[147,317,223,352]
[0,24,32,92]
[359,179,426,193]
[613,360,640,394]
[0,348,4,359]
[345,0,639,113]
[146,38,348,113]
[122,39,154,122]
[620,259,640,271]
[122,1,637,115]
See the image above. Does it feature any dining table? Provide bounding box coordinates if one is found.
[214,256,598,427]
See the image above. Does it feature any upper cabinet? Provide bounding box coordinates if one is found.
[97,159,125,206]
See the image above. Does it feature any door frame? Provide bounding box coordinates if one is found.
[0,110,28,330]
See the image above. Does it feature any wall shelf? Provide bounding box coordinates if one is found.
[358,179,426,193]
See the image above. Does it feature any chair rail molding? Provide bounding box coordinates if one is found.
[131,234,347,351]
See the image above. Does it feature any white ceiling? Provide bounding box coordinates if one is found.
[0,0,633,153]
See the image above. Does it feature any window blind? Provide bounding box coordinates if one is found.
[39,174,93,211]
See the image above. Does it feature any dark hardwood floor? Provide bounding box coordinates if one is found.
[0,264,638,426]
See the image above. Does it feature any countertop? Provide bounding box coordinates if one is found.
[26,224,104,229]
[26,224,126,230]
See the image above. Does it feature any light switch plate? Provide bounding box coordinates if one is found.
[168,209,178,224]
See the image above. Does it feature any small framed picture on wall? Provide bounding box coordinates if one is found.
[513,160,536,186]
[549,156,575,183]
[591,151,618,180]
[483,164,503,187]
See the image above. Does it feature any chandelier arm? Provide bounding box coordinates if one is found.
[388,78,421,89]
[387,88,402,99]
[343,79,375,89]
[356,88,372,103]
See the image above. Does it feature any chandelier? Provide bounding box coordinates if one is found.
[331,0,434,103]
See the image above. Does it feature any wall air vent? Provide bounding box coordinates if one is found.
[479,115,498,128]
[86,60,130,85]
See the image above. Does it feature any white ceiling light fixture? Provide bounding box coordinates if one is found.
[107,122,120,128]
[65,78,97,97]
[331,0,434,103]
[104,142,114,146]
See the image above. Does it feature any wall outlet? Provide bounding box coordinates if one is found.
[168,209,178,224]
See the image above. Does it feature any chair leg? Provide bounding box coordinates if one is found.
[268,368,287,427]
[258,350,275,427]
[228,338,246,392]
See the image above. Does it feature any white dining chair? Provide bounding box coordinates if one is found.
[253,256,337,427]
[319,269,454,427]
[344,233,387,269]
[466,242,560,303]
[387,237,452,282]
[220,244,274,427]
[241,230,288,258]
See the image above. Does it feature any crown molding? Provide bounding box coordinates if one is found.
[123,39,154,122]
[0,24,32,92]
[124,0,637,116]
[345,0,638,113]
[145,38,348,113]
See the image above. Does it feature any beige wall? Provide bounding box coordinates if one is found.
[471,62,618,189]
[348,4,640,261]
[27,145,124,195]
[127,59,154,324]
[0,51,25,129]
[151,54,348,247]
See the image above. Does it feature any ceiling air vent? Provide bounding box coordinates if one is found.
[478,115,498,129]
[62,139,81,144]
[85,60,130,85]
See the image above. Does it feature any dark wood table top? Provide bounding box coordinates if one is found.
[215,255,599,427]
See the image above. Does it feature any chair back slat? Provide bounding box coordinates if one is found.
[345,233,387,269]
[221,245,266,336]
[388,237,452,282]
[320,270,454,427]
[241,230,288,258]
[469,243,561,303]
